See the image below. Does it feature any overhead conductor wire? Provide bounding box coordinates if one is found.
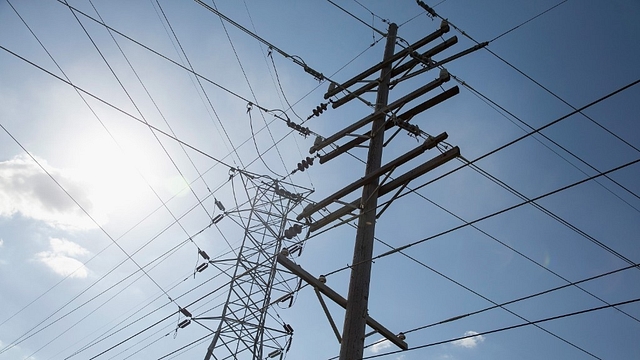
[151,0,247,170]
[68,0,213,223]
[0,122,185,355]
[209,0,290,179]
[362,296,640,359]
[298,6,640,354]
[0,1,242,353]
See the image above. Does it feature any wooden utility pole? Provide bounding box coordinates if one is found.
[292,10,477,359]
[339,23,397,360]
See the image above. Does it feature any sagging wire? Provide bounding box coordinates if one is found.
[196,0,326,81]
[246,103,288,178]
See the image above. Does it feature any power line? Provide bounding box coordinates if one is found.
[489,0,570,42]
[209,0,290,179]
[376,155,640,264]
[418,0,640,156]
[325,0,387,37]
[0,18,240,339]
[151,0,247,171]
[450,73,640,213]
[240,0,315,187]
[0,44,238,172]
[0,122,190,355]
[404,261,640,335]
[352,0,389,25]
[317,77,640,274]
[362,295,640,359]
[50,0,291,126]
[194,0,327,81]
[66,0,213,225]
[387,76,640,212]
[0,189,218,356]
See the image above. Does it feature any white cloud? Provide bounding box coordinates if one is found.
[0,155,103,229]
[451,331,485,349]
[368,339,392,354]
[36,237,90,278]
[0,238,4,247]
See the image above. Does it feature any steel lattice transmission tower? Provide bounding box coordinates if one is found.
[201,172,313,360]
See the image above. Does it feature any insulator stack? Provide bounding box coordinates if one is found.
[307,102,328,120]
[178,319,191,329]
[283,323,294,334]
[275,186,302,202]
[198,249,210,260]
[286,120,310,136]
[303,65,324,81]
[196,263,209,272]
[295,156,314,172]
[283,224,303,239]
[214,199,225,212]
[397,121,421,137]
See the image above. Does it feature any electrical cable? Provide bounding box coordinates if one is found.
[417,0,640,157]
[206,0,298,180]
[268,54,316,187]
[400,0,449,28]
[66,0,214,229]
[352,0,389,25]
[10,2,620,358]
[1,193,215,356]
[489,0,569,42]
[50,0,294,130]
[301,136,640,334]
[194,0,377,109]
[88,0,215,214]
[85,254,256,359]
[3,0,227,322]
[384,76,640,212]
[51,0,376,174]
[0,6,243,354]
[239,0,314,183]
[450,73,640,213]
[325,0,386,37]
[0,4,380,358]
[194,0,325,79]
[305,78,640,274]
[362,296,640,359]
[262,167,609,360]
[2,168,230,358]
[0,122,187,355]
[404,261,640,336]
[68,174,310,358]
[374,155,640,266]
[67,174,265,358]
[151,0,247,171]
[66,254,234,359]
[0,44,238,172]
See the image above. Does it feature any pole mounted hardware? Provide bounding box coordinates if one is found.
[309,146,460,232]
[323,19,450,101]
[276,253,408,351]
[299,132,449,221]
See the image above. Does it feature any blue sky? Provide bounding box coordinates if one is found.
[1,0,640,359]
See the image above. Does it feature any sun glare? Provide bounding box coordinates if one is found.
[72,135,156,223]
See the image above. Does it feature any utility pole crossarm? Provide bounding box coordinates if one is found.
[309,146,460,232]
[276,254,408,350]
[310,71,452,155]
[324,19,450,100]
[298,132,448,220]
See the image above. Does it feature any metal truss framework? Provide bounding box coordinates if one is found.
[201,172,313,360]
